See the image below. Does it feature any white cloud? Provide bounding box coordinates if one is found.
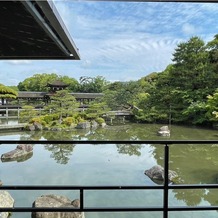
[5,60,32,65]
[182,23,199,35]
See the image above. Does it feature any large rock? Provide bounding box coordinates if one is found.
[76,122,90,129]
[1,144,33,162]
[144,165,178,183]
[157,126,170,137]
[32,194,85,218]
[34,122,43,131]
[0,191,14,218]
[26,124,36,131]
[25,122,43,131]
[90,120,98,128]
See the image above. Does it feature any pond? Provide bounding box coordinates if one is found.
[0,123,218,218]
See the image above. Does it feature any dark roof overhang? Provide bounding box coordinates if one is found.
[0,0,80,60]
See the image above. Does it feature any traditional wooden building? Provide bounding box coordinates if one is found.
[47,80,69,93]
[17,91,104,105]
[16,80,104,105]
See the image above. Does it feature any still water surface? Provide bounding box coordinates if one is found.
[1,123,218,218]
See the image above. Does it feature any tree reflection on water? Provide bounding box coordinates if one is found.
[42,131,75,164]
[150,143,218,208]
[44,143,75,164]
[172,189,204,207]
[12,123,218,209]
[116,144,142,156]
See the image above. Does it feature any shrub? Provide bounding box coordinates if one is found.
[50,120,59,127]
[42,114,54,124]
[95,117,105,125]
[62,117,75,126]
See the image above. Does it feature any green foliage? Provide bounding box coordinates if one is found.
[85,101,110,120]
[44,90,79,121]
[0,84,17,99]
[62,117,75,126]
[95,117,105,125]
[135,106,168,123]
[78,76,109,93]
[130,34,218,126]
[103,81,139,110]
[182,101,207,125]
[206,90,218,122]
[60,76,80,92]
[8,86,19,91]
[207,34,218,71]
[17,73,80,92]
[18,73,58,91]
[41,114,57,124]
[19,105,38,122]
[30,117,46,126]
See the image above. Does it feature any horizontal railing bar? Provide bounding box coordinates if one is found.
[0,140,218,144]
[2,206,218,213]
[0,185,163,190]
[168,206,218,211]
[169,184,218,189]
[1,184,218,190]
[0,207,164,212]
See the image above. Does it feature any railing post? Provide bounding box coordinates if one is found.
[163,143,169,218]
[80,188,84,210]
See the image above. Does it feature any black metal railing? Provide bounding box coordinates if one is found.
[1,140,218,218]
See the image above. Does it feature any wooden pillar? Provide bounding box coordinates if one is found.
[110,117,113,125]
[6,107,8,118]
[123,116,125,123]
[18,108,20,119]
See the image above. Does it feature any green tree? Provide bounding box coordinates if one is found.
[133,36,215,125]
[44,90,79,122]
[18,73,80,92]
[78,76,109,93]
[61,76,80,92]
[145,37,213,124]
[103,81,139,110]
[0,83,17,105]
[170,37,215,124]
[19,105,38,122]
[172,36,209,93]
[18,73,59,91]
[206,90,218,122]
[207,34,218,71]
[85,101,110,120]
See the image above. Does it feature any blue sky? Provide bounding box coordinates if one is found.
[1,1,218,86]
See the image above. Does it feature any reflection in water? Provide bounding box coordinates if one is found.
[173,189,205,206]
[44,144,75,164]
[116,144,143,156]
[151,143,218,207]
[1,123,218,217]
